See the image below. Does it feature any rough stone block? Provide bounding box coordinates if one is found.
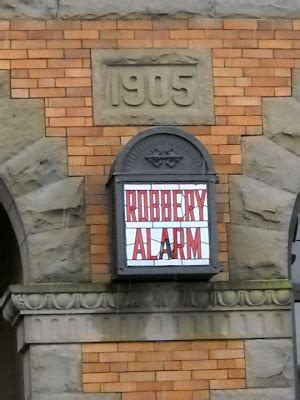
[242,136,300,194]
[0,0,57,18]
[263,97,300,156]
[215,0,300,18]
[0,71,44,165]
[30,344,82,394]
[229,224,288,279]
[230,175,296,230]
[245,339,295,388]
[211,387,296,400]
[92,49,214,126]
[0,138,68,198]
[59,0,214,19]
[28,226,90,282]
[16,177,85,234]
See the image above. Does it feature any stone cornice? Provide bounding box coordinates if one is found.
[1,280,292,324]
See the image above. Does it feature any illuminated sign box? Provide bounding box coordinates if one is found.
[107,127,220,281]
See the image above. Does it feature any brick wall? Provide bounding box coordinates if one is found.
[82,340,245,399]
[0,18,299,281]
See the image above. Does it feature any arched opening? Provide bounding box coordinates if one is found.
[0,190,25,399]
[291,195,300,391]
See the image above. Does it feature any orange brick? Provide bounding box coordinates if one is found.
[11,20,45,30]
[82,363,110,373]
[119,342,154,352]
[12,59,47,69]
[82,343,118,353]
[128,361,163,371]
[193,369,228,380]
[243,49,273,58]
[163,361,181,370]
[170,30,205,39]
[56,77,91,87]
[228,369,246,379]
[259,20,293,30]
[259,39,293,48]
[224,20,258,30]
[235,359,246,368]
[252,76,289,86]
[224,39,258,48]
[157,370,191,381]
[123,392,156,400]
[11,78,37,88]
[210,379,246,389]
[83,383,100,393]
[214,87,244,96]
[153,20,187,30]
[64,49,90,58]
[156,391,194,400]
[28,30,63,40]
[213,48,242,58]
[240,29,274,39]
[191,341,227,350]
[82,39,118,48]
[28,49,63,58]
[101,30,134,39]
[205,30,239,39]
[135,30,169,40]
[214,77,235,86]
[120,371,155,382]
[172,351,208,361]
[82,372,118,383]
[137,351,173,362]
[109,362,128,372]
[227,340,244,349]
[137,381,173,391]
[208,349,244,359]
[100,352,135,363]
[154,342,190,351]
[173,380,209,390]
[0,49,27,59]
[188,20,223,30]
[227,116,262,125]
[47,39,81,48]
[82,21,117,30]
[118,20,152,30]
[82,353,99,363]
[30,68,65,78]
[102,382,137,392]
[188,39,223,48]
[64,30,99,39]
[217,359,236,369]
[225,58,259,67]
[273,49,300,58]
[245,87,275,96]
[46,127,66,137]
[66,87,91,97]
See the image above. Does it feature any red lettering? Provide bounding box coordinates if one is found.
[161,190,171,221]
[146,228,157,260]
[195,190,207,221]
[132,228,146,259]
[173,228,185,260]
[137,190,148,222]
[149,190,160,222]
[184,190,195,221]
[173,190,183,221]
[187,228,202,259]
[126,190,137,222]
[159,228,172,259]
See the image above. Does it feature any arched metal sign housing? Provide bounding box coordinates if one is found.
[107,126,220,281]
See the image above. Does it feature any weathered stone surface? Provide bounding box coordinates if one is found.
[242,136,300,194]
[16,178,85,234]
[59,0,214,19]
[28,226,90,282]
[0,71,44,165]
[229,224,288,279]
[0,0,57,19]
[0,138,68,198]
[263,97,300,155]
[211,388,295,400]
[215,0,300,18]
[30,345,82,393]
[245,339,295,387]
[32,394,120,400]
[92,49,214,126]
[230,175,296,230]
[292,69,300,101]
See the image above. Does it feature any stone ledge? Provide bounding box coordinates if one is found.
[1,0,300,19]
[0,280,292,324]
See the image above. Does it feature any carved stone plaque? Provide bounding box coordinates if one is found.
[92,49,214,126]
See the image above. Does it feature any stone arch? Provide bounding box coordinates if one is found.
[0,70,90,284]
[229,70,300,280]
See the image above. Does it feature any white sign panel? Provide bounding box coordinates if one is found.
[124,183,210,267]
